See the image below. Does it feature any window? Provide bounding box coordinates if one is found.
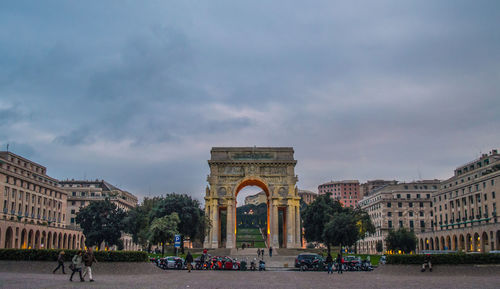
[493,191,496,199]
[70,218,75,223]
[398,212,403,217]
[416,194,421,198]
[398,202,402,208]
[409,212,413,217]
[397,194,401,199]
[407,194,411,199]
[420,220,425,228]
[409,202,413,208]
[420,211,424,217]
[388,221,392,228]
[71,209,75,214]
[387,202,392,208]
[399,220,403,227]
[426,194,430,199]
[492,179,495,186]
[387,212,392,217]
[410,220,414,228]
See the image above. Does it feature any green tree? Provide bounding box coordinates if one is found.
[122,196,162,249]
[149,213,180,256]
[75,199,126,248]
[385,228,417,253]
[352,207,376,239]
[150,193,205,250]
[301,193,343,247]
[322,212,359,253]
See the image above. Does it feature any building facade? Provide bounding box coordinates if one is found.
[0,151,84,249]
[318,180,360,208]
[418,150,500,253]
[59,179,138,227]
[298,189,318,205]
[360,180,398,197]
[356,180,439,254]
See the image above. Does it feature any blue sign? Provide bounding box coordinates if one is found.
[174,235,181,248]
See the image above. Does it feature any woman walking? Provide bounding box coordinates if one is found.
[52,251,66,274]
[70,251,85,282]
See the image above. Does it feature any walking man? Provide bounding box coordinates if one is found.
[326,253,333,274]
[186,251,194,273]
[421,254,432,272]
[52,251,66,274]
[82,248,97,282]
[269,246,273,258]
[337,253,343,274]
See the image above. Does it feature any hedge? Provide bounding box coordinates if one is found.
[387,253,500,265]
[0,249,148,262]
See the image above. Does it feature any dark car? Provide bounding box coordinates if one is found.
[295,253,323,269]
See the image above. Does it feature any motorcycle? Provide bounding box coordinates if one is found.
[259,260,266,271]
[250,259,257,271]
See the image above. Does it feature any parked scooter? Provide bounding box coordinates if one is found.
[250,258,257,271]
[259,260,266,271]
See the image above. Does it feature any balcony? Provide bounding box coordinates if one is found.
[24,212,28,217]
[11,210,15,215]
[3,208,7,214]
[31,214,35,218]
[37,215,40,219]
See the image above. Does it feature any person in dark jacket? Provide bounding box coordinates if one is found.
[269,246,273,258]
[185,252,194,272]
[52,251,66,274]
[70,251,85,282]
[82,248,97,282]
[326,253,333,274]
[421,254,432,272]
[337,253,343,274]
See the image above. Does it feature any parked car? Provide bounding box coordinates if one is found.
[159,256,184,269]
[295,253,325,271]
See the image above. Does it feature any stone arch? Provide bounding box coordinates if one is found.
[63,233,67,249]
[41,231,46,249]
[481,231,489,253]
[459,234,465,251]
[58,232,62,249]
[425,238,429,250]
[496,231,500,251]
[452,235,457,251]
[52,231,57,248]
[204,147,299,249]
[72,234,76,249]
[34,230,40,249]
[4,227,13,248]
[440,236,445,250]
[80,236,85,249]
[20,229,27,249]
[435,237,439,250]
[446,235,451,250]
[473,232,480,252]
[466,233,472,252]
[419,239,424,251]
[28,230,34,249]
[430,238,434,250]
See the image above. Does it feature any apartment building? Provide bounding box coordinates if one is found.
[360,180,398,197]
[418,150,500,253]
[356,180,439,254]
[298,189,318,205]
[318,180,360,207]
[0,151,84,249]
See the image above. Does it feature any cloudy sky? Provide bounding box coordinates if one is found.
[1,1,499,203]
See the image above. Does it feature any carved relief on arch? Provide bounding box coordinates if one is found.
[278,186,289,197]
[218,187,227,197]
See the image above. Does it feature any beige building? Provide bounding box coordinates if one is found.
[418,150,500,253]
[298,189,318,204]
[0,151,84,249]
[244,191,267,206]
[60,179,139,250]
[356,180,439,254]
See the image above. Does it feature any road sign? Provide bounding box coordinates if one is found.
[174,235,181,248]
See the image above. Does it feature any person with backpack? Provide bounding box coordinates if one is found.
[52,251,66,274]
[185,251,194,273]
[337,253,343,274]
[326,253,334,274]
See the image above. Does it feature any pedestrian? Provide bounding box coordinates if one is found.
[261,248,265,259]
[337,253,343,274]
[69,251,85,282]
[269,246,273,258]
[82,248,97,282]
[186,251,194,273]
[52,251,66,274]
[257,248,261,258]
[326,253,333,274]
[421,254,432,272]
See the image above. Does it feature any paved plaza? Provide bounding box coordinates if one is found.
[0,261,499,289]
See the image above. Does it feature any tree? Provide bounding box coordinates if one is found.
[352,207,376,239]
[385,228,417,253]
[149,213,180,256]
[150,194,206,250]
[122,196,163,249]
[322,212,359,253]
[76,199,126,248]
[301,193,343,245]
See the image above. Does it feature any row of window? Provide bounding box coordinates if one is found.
[3,175,62,199]
[3,186,62,210]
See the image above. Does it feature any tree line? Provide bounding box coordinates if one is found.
[76,193,209,256]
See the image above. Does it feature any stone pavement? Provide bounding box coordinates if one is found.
[0,261,499,289]
[230,247,297,269]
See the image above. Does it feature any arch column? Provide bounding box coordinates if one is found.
[295,205,301,248]
[226,198,235,248]
[271,200,279,248]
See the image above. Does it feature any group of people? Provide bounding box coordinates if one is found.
[256,246,273,259]
[52,248,97,282]
[325,253,346,274]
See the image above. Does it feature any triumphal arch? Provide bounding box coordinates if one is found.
[204,147,301,248]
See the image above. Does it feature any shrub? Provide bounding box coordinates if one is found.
[0,249,148,262]
[386,253,500,265]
